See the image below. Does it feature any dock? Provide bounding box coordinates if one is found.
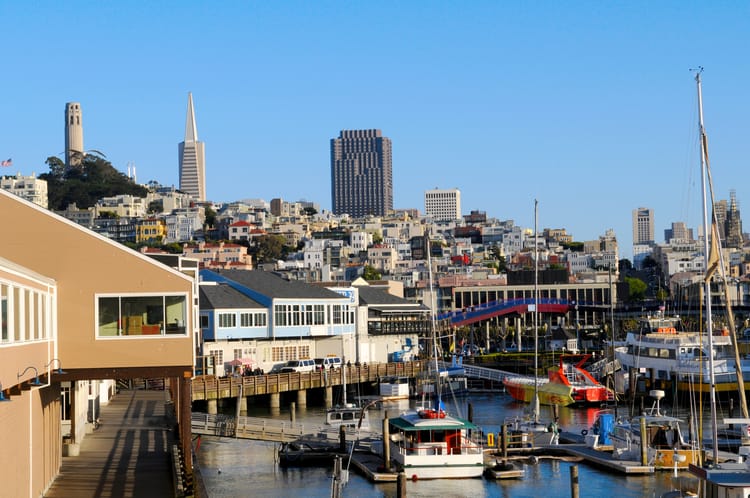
[553,444,654,474]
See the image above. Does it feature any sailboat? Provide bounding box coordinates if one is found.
[383,233,485,479]
[501,201,558,442]
[686,69,750,496]
[325,355,371,432]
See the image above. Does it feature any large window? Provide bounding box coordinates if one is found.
[0,281,51,344]
[218,313,236,328]
[97,294,187,337]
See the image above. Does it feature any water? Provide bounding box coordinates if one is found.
[195,393,697,498]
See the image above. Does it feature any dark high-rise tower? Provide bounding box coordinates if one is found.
[178,92,206,201]
[330,129,392,217]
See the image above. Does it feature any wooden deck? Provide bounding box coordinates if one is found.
[44,390,178,498]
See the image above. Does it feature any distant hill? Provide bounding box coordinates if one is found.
[40,154,148,211]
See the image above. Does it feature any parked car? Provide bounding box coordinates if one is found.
[314,356,342,370]
[279,359,316,373]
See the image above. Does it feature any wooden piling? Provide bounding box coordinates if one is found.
[570,465,579,498]
[397,472,407,498]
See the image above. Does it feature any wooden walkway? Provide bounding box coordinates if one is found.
[44,390,177,498]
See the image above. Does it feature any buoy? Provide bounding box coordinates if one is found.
[411,474,418,481]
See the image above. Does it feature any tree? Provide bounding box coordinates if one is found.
[147,200,163,214]
[253,234,287,263]
[624,276,647,302]
[302,206,317,216]
[40,153,148,210]
[618,258,633,272]
[362,265,381,281]
[203,204,217,228]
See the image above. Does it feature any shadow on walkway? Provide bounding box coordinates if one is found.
[45,390,176,498]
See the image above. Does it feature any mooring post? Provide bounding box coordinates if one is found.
[397,471,407,497]
[570,464,579,498]
[640,417,648,466]
[502,423,508,460]
[383,412,391,472]
[339,425,347,453]
[290,401,296,423]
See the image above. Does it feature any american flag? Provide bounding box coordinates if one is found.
[0,158,11,167]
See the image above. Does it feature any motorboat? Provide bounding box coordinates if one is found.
[609,390,702,470]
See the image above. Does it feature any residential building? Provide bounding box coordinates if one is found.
[424,187,461,221]
[64,102,83,169]
[331,129,393,217]
[228,220,253,241]
[0,172,48,208]
[164,207,204,243]
[55,203,96,228]
[183,241,253,270]
[96,194,147,218]
[136,217,167,244]
[178,92,206,202]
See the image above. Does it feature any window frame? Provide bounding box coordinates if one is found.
[95,292,189,339]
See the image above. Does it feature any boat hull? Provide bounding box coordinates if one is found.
[503,378,574,406]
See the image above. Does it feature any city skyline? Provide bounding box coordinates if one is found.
[2,2,750,259]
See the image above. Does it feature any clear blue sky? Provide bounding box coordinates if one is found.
[2,1,749,259]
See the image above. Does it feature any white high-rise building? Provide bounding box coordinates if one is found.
[424,188,461,221]
[178,93,206,202]
[64,102,84,169]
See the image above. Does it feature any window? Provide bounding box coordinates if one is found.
[254,313,267,327]
[97,294,188,337]
[218,313,236,328]
[314,305,325,325]
[240,312,253,327]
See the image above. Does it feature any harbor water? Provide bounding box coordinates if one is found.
[195,392,701,497]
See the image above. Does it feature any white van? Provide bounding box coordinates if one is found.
[279,359,315,373]
[315,356,342,370]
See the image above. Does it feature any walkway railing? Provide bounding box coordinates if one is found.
[437,361,519,383]
[192,412,316,442]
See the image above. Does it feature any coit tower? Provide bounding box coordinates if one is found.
[64,102,84,169]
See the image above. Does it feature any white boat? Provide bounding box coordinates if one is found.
[609,390,702,470]
[386,405,485,479]
[614,312,750,395]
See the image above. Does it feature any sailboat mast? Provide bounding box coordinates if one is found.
[426,233,442,408]
[533,199,540,423]
[696,69,720,463]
